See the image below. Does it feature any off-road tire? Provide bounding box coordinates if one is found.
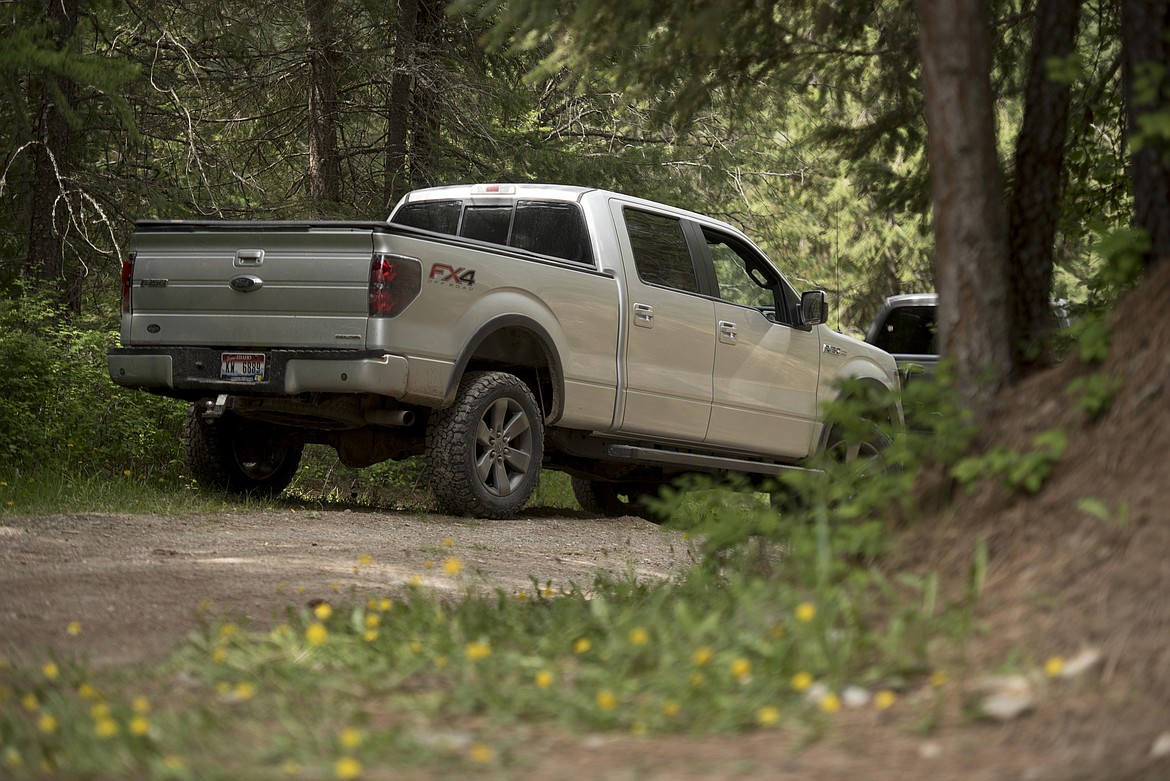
[826,418,893,476]
[426,371,544,519]
[184,405,303,495]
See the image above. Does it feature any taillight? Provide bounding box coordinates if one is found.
[121,253,136,314]
[368,254,421,317]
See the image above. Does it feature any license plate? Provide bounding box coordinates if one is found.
[220,352,266,382]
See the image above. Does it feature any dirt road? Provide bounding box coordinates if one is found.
[0,508,695,666]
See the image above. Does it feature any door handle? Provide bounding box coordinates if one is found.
[633,303,654,327]
[719,320,737,345]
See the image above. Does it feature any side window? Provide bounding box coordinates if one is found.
[706,234,774,309]
[391,200,461,235]
[624,208,699,293]
[872,306,938,354]
[460,205,513,245]
[511,201,593,265]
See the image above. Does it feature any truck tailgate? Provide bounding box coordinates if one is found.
[127,224,377,350]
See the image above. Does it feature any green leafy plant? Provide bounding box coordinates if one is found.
[951,429,1068,495]
[1066,373,1123,418]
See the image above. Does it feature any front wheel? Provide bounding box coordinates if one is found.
[825,418,893,477]
[184,405,303,495]
[426,371,544,519]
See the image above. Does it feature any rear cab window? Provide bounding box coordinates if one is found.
[392,199,594,266]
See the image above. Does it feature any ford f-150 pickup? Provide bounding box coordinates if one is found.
[108,183,902,518]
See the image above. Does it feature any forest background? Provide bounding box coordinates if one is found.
[0,0,1162,483]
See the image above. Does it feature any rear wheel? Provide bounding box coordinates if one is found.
[571,477,664,521]
[426,371,544,519]
[184,405,303,495]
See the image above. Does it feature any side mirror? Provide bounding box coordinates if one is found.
[800,290,827,327]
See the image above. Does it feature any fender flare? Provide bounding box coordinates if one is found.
[442,314,566,421]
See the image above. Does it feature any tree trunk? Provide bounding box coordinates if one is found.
[305,0,341,214]
[385,0,419,210]
[918,0,1012,405]
[1006,0,1082,374]
[409,0,444,191]
[26,0,80,313]
[1121,0,1170,266]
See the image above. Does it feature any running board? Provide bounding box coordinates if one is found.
[606,445,822,476]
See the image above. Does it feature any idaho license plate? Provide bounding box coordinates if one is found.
[220,352,266,382]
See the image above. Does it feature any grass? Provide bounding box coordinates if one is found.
[0,395,987,779]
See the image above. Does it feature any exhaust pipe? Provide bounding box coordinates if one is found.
[365,409,415,427]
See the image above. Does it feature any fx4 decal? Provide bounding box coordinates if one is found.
[428,263,476,287]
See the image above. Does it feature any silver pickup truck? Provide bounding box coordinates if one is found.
[109,183,901,518]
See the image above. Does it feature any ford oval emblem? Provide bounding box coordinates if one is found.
[229,275,263,292]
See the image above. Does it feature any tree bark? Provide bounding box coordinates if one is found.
[305,0,341,214]
[26,0,80,313]
[1006,0,1082,374]
[1121,0,1170,266]
[409,0,444,191]
[384,0,419,210]
[918,0,1012,405]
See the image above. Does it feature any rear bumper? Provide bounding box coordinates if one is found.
[108,347,409,398]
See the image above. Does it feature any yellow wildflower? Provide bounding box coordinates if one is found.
[442,557,463,576]
[363,629,379,642]
[875,689,897,710]
[1045,656,1065,678]
[423,560,434,569]
[465,641,492,661]
[409,575,423,587]
[95,717,119,738]
[791,671,813,692]
[470,743,494,764]
[42,662,59,681]
[212,647,228,664]
[313,603,333,621]
[78,682,98,700]
[517,591,529,601]
[535,670,553,689]
[929,670,948,687]
[573,637,591,654]
[730,657,752,681]
[692,646,713,666]
[662,699,680,718]
[339,727,362,748]
[67,621,82,636]
[756,706,781,727]
[378,598,393,612]
[409,639,423,654]
[306,622,328,646]
[542,586,554,598]
[357,554,372,567]
[629,627,649,646]
[38,713,58,734]
[689,671,706,687]
[132,696,150,714]
[365,614,380,629]
[22,693,39,712]
[334,756,362,780]
[819,692,841,714]
[435,655,449,669]
[596,690,617,711]
[90,702,110,719]
[129,715,150,736]
[219,622,238,637]
[234,682,256,701]
[795,602,817,623]
[330,582,340,592]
